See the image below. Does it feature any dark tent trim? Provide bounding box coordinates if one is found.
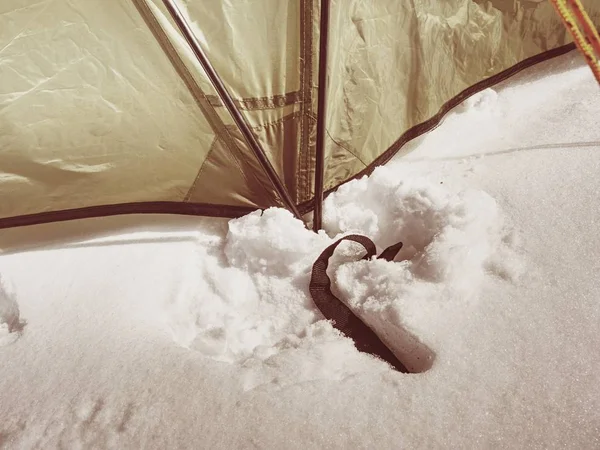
[0,202,256,230]
[298,42,578,215]
[0,43,577,230]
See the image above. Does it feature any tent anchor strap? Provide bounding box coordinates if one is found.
[309,234,436,373]
[312,0,329,232]
[160,0,303,222]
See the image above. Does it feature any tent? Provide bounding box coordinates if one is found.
[1,0,599,231]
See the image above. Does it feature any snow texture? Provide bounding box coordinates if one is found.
[326,166,521,350]
[0,275,24,346]
[161,169,517,385]
[0,52,599,449]
[454,87,499,114]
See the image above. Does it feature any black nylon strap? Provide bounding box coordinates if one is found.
[309,235,408,372]
[378,241,405,262]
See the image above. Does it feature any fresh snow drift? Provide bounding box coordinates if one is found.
[0,51,599,449]
[164,166,517,382]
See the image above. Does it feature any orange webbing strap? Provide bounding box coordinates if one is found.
[550,0,600,84]
[309,235,435,373]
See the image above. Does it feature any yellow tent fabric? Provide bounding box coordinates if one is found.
[0,0,598,227]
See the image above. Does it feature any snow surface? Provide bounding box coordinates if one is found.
[0,51,599,449]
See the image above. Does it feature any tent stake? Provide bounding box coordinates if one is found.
[160,0,303,221]
[313,0,330,232]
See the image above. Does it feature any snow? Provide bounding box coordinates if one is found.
[0,275,24,347]
[453,87,499,114]
[1,51,599,448]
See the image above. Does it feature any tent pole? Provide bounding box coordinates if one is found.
[160,0,303,222]
[312,0,330,232]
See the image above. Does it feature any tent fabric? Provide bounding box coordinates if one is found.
[323,0,600,193]
[0,0,598,226]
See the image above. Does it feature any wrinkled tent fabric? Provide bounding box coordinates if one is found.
[0,0,599,226]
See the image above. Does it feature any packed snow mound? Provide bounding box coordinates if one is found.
[455,88,499,114]
[324,165,513,268]
[165,210,329,369]
[324,165,522,346]
[0,274,25,346]
[224,208,330,277]
[165,240,385,388]
[164,165,520,384]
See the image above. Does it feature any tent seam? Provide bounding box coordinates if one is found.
[298,0,315,204]
[184,137,219,202]
[206,91,301,110]
[185,113,302,203]
[306,112,369,168]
